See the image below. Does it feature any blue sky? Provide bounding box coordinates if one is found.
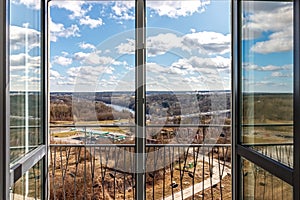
[241,1,293,93]
[9,0,293,93]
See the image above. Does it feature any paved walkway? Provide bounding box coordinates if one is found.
[163,156,231,200]
[11,193,38,200]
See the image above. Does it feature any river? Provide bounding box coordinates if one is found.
[105,103,135,114]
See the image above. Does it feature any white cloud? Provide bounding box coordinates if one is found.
[145,55,230,90]
[250,28,292,54]
[72,52,122,69]
[50,69,61,79]
[147,33,183,57]
[83,54,115,66]
[116,39,135,54]
[56,77,76,86]
[12,0,40,10]
[50,1,88,19]
[51,54,230,91]
[242,2,293,54]
[79,16,103,29]
[183,31,231,55]
[147,0,210,18]
[10,53,40,69]
[61,51,69,56]
[146,62,170,74]
[109,1,210,20]
[243,63,292,71]
[116,31,230,57]
[170,59,194,76]
[73,52,90,61]
[181,56,230,72]
[50,2,104,30]
[52,55,72,66]
[10,25,40,51]
[79,42,96,50]
[243,80,291,93]
[271,71,292,77]
[242,3,292,39]
[111,2,135,20]
[66,65,114,86]
[49,18,80,42]
[190,28,196,33]
[261,65,282,71]
[10,74,41,91]
[67,67,81,78]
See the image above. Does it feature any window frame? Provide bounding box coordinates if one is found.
[0,0,10,199]
[232,0,298,199]
[1,0,298,199]
[47,0,146,199]
[293,0,300,199]
[135,0,146,199]
[0,0,48,199]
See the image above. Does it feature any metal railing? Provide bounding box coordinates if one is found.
[49,143,231,200]
[49,123,232,200]
[49,124,293,200]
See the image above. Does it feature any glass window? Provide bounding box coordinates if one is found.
[11,159,43,199]
[9,0,42,163]
[145,0,231,145]
[240,1,293,167]
[241,157,293,199]
[49,1,135,143]
[144,0,231,198]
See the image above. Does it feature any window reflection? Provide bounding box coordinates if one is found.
[10,0,42,163]
[242,158,292,199]
[12,160,42,199]
[241,1,293,167]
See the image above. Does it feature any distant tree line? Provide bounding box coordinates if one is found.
[243,94,293,123]
[50,95,133,122]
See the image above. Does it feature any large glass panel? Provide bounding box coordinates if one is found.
[241,1,293,167]
[11,160,43,199]
[49,2,136,199]
[241,157,293,200]
[145,0,231,145]
[49,1,135,144]
[10,0,42,163]
[145,1,231,199]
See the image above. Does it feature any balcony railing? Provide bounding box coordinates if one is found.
[48,124,293,200]
[49,143,231,200]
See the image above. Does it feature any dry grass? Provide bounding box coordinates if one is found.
[242,160,293,200]
[49,145,233,200]
[185,175,232,200]
[143,161,210,200]
[49,146,134,200]
[51,131,78,138]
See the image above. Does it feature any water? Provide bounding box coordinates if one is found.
[106,103,135,114]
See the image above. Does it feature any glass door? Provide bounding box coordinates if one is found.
[48,1,137,199]
[8,0,47,199]
[145,0,231,199]
[48,1,232,199]
[233,0,295,199]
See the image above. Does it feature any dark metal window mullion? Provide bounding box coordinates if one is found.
[10,145,46,185]
[0,0,10,199]
[231,0,240,199]
[294,0,300,199]
[8,0,48,197]
[135,0,146,199]
[41,0,49,199]
[234,1,297,200]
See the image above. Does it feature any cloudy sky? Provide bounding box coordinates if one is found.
[242,1,293,93]
[10,0,293,93]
